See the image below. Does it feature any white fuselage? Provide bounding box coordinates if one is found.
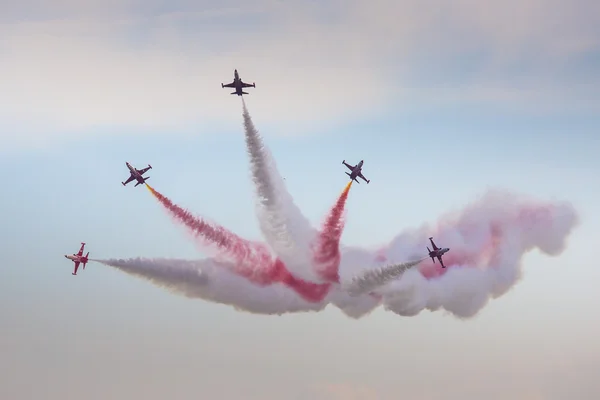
[65,254,83,262]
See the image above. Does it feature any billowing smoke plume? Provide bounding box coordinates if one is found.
[357,190,579,318]
[93,189,578,318]
[90,103,580,319]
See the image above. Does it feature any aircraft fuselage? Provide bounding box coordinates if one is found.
[349,160,364,180]
[429,247,450,258]
[126,162,140,177]
[65,254,86,262]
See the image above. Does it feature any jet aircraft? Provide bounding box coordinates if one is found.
[65,242,89,275]
[221,69,256,96]
[342,159,370,184]
[122,162,152,187]
[427,237,450,268]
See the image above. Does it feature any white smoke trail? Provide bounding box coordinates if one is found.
[345,258,426,297]
[93,190,580,319]
[93,258,328,315]
[241,99,320,283]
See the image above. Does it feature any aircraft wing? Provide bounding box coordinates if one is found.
[343,161,356,171]
[429,237,439,250]
[137,166,151,175]
[358,172,370,183]
[437,255,445,268]
[240,82,254,88]
[73,261,80,275]
[77,243,85,256]
[222,82,235,88]
[123,175,135,185]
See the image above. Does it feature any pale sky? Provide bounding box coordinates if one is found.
[1,1,599,399]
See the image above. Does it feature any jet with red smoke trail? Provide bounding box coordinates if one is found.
[342,159,370,184]
[427,236,450,268]
[64,242,89,275]
[122,162,152,187]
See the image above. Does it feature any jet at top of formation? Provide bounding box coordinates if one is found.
[122,162,152,187]
[427,237,450,268]
[342,159,370,184]
[65,242,89,275]
[221,69,256,96]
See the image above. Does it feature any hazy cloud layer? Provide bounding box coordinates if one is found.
[0,0,598,147]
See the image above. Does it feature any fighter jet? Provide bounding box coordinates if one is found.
[221,69,256,96]
[342,159,370,184]
[122,162,152,187]
[65,242,89,275]
[427,237,450,268]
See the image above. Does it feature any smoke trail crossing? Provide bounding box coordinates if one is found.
[241,99,320,282]
[144,185,332,301]
[312,181,353,282]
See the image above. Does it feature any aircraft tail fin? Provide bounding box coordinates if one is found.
[241,91,249,95]
[135,177,150,187]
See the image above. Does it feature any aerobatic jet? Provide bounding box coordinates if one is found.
[427,237,450,268]
[342,159,370,184]
[221,69,256,96]
[122,162,152,187]
[65,242,89,276]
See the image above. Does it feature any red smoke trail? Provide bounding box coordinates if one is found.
[146,184,272,266]
[312,181,353,283]
[270,259,331,302]
[146,184,331,302]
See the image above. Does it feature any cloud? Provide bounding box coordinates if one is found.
[0,0,598,148]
